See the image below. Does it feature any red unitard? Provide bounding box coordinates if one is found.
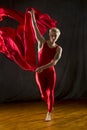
[35,42,57,112]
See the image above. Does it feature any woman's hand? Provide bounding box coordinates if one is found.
[35,67,43,73]
[28,9,34,16]
[28,9,34,15]
[31,9,34,15]
[29,9,36,23]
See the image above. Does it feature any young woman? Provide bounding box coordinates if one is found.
[0,7,62,121]
[30,10,62,121]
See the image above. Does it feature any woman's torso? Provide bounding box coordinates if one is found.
[38,41,58,71]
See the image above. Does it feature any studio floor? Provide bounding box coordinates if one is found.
[0,99,87,130]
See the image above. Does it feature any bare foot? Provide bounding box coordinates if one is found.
[45,112,51,121]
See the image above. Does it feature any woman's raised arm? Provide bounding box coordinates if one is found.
[30,10,45,46]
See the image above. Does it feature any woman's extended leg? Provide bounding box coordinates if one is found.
[45,68,56,121]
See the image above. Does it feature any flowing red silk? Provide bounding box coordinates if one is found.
[0,7,57,71]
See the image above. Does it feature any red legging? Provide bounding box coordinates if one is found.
[35,67,56,112]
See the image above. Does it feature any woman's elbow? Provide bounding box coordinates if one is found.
[51,60,57,66]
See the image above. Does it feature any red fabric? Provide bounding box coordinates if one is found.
[0,7,57,71]
[35,42,57,112]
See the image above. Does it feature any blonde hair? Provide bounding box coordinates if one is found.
[49,27,61,35]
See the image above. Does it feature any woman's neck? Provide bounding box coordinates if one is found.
[47,40,56,48]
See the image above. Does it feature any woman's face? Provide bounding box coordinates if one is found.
[49,31,59,43]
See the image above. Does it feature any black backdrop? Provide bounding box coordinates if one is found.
[0,0,87,103]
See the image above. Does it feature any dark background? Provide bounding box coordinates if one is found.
[0,0,87,103]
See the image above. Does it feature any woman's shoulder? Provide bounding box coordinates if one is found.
[57,45,62,49]
[56,45,62,52]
